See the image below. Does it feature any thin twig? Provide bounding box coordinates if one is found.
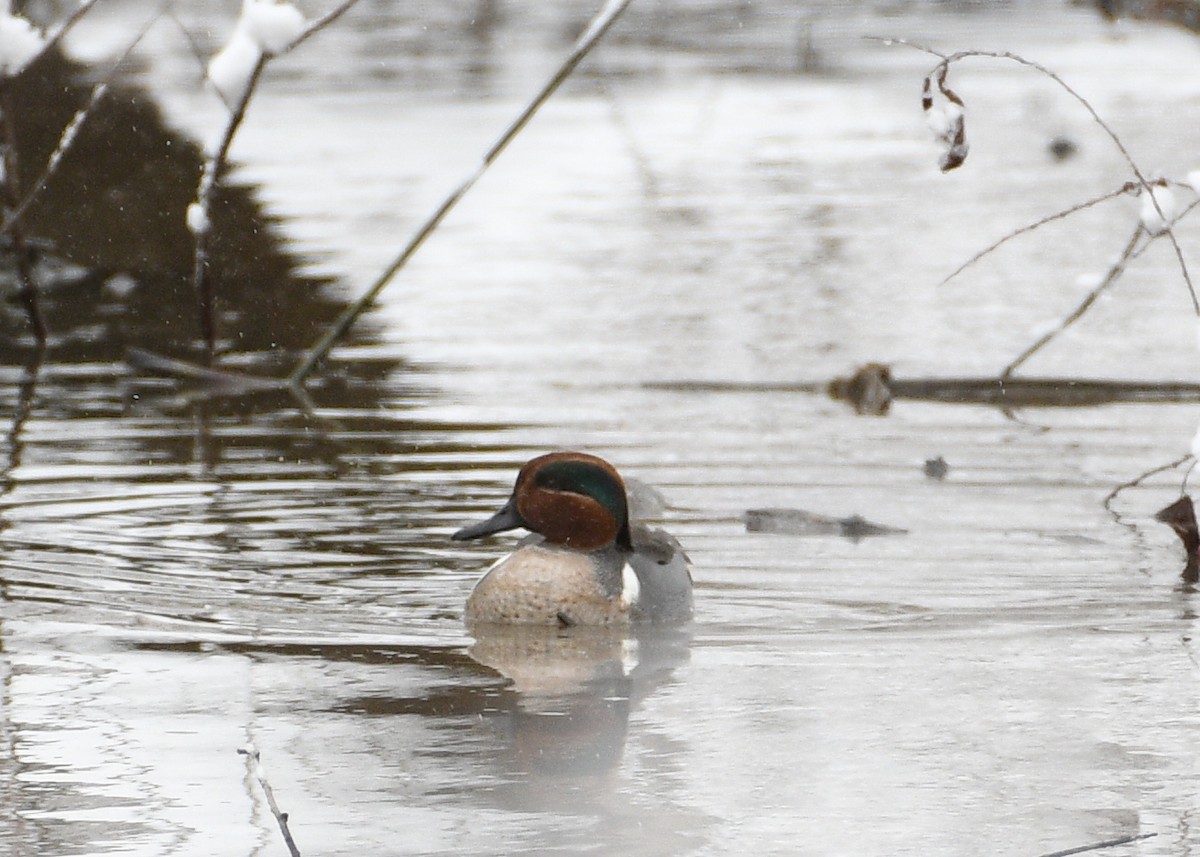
[127,348,283,391]
[190,54,268,362]
[939,184,1137,287]
[1001,222,1143,379]
[876,38,1199,312]
[37,0,101,58]
[876,41,1153,187]
[287,0,637,386]
[163,5,211,78]
[1003,195,1200,378]
[1,349,42,497]
[189,0,362,363]
[0,82,46,342]
[289,0,360,51]
[238,744,301,857]
[4,7,162,234]
[1159,211,1200,313]
[1034,832,1156,857]
[1103,453,1192,515]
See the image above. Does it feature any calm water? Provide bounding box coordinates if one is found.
[6,1,1200,855]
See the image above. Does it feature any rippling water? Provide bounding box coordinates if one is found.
[7,1,1200,855]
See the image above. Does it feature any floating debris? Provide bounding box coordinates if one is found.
[923,456,949,480]
[827,362,893,415]
[744,508,907,539]
[1048,135,1078,161]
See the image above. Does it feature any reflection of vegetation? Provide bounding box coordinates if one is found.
[6,0,640,399]
[5,46,358,366]
[189,0,358,363]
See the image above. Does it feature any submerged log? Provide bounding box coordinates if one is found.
[647,364,1200,415]
[744,508,907,538]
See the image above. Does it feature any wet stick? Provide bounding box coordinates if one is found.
[1,0,110,234]
[239,744,301,857]
[1033,832,1156,857]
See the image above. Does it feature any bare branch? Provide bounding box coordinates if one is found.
[1001,222,1143,379]
[4,7,162,233]
[37,0,101,58]
[287,0,637,386]
[238,744,301,857]
[924,49,1152,191]
[939,183,1138,287]
[162,4,211,79]
[288,0,360,51]
[1104,453,1192,514]
[190,53,268,361]
[1157,213,1199,314]
[876,39,1200,323]
[1033,832,1157,857]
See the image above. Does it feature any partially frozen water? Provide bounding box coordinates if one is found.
[7,1,1200,855]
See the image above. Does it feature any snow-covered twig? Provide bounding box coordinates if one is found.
[287,0,636,385]
[876,38,1200,376]
[189,48,267,361]
[238,743,301,857]
[1002,193,1200,377]
[189,0,358,363]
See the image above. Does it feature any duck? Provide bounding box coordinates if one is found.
[452,451,694,627]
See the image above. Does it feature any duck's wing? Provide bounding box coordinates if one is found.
[628,524,694,623]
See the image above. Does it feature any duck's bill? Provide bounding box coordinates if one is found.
[452,500,524,541]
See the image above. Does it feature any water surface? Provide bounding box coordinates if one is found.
[6,2,1200,855]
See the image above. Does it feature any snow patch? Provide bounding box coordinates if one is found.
[1139,182,1178,235]
[242,0,306,55]
[0,12,45,77]
[207,28,260,105]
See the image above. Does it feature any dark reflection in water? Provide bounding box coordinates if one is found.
[0,44,524,635]
[6,46,358,364]
[0,42,527,459]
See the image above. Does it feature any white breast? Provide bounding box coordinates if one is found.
[619,562,640,609]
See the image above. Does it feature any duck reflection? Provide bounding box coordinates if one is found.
[468,623,691,781]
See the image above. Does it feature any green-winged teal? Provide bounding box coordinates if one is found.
[453,451,694,626]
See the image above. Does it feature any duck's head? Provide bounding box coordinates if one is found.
[452,451,633,551]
